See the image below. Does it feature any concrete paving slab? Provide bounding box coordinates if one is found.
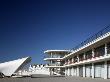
[0,76,110,82]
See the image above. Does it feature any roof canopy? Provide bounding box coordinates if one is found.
[44,50,71,55]
[0,57,31,76]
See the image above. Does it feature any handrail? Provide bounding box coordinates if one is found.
[71,24,110,51]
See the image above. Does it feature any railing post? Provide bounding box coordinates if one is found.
[92,49,95,58]
[68,59,70,64]
[77,55,79,62]
[72,57,74,63]
[105,43,107,56]
[83,53,86,60]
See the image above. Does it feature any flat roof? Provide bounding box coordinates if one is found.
[44,50,71,55]
[44,50,71,53]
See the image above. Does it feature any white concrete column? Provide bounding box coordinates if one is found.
[69,68,71,76]
[51,52,52,58]
[65,68,66,76]
[68,68,69,76]
[70,68,72,76]
[68,59,69,65]
[50,52,53,66]
[71,67,74,76]
[105,43,107,56]
[68,68,71,76]
[77,55,79,62]
[50,60,53,66]
[83,65,86,77]
[72,58,74,63]
[77,66,79,76]
[92,49,95,58]
[66,68,68,76]
[49,68,52,75]
[65,60,66,65]
[91,63,94,78]
[83,53,86,60]
[65,68,67,76]
[104,61,107,79]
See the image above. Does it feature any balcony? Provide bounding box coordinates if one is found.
[65,60,68,65]
[74,56,78,63]
[44,58,63,61]
[45,55,63,58]
[85,50,92,60]
[49,64,63,66]
[94,45,105,58]
[45,63,64,68]
[44,55,64,61]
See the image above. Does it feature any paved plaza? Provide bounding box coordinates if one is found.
[0,76,110,82]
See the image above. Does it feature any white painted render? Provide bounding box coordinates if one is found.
[44,58,63,61]
[44,29,110,79]
[44,50,71,54]
[65,55,110,67]
[16,64,51,76]
[64,32,110,59]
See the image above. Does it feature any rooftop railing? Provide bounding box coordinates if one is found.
[71,25,110,51]
[44,55,64,58]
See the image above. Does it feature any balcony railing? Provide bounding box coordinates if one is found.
[44,56,64,59]
[49,64,63,66]
[79,57,84,61]
[65,61,74,65]
[71,25,110,51]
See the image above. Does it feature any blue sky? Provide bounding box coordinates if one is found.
[0,0,110,64]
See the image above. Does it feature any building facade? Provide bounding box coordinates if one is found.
[44,50,71,75]
[44,25,110,79]
[17,64,50,76]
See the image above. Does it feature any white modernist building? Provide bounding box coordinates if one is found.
[44,25,110,79]
[44,50,71,75]
[17,64,50,76]
[28,64,50,75]
[0,57,31,77]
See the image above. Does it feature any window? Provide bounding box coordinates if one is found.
[69,58,72,64]
[94,45,105,57]
[79,53,84,61]
[107,43,110,54]
[65,60,68,65]
[85,50,92,59]
[74,56,77,63]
